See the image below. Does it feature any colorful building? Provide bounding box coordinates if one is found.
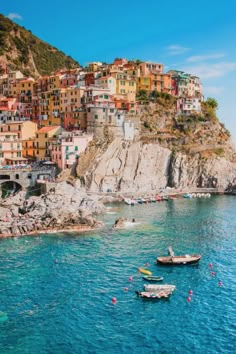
[34,126,63,160]
[0,132,23,166]
[49,131,93,170]
[139,62,164,76]
[0,121,37,140]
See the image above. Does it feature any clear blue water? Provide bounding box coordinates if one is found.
[0,196,236,354]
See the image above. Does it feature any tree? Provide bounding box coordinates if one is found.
[205,97,218,110]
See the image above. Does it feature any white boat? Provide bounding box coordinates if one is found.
[144,284,176,292]
[124,198,137,205]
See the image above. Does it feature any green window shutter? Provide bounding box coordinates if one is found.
[75,146,78,151]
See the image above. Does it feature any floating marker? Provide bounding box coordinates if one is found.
[111,297,117,304]
[218,281,223,287]
[124,287,128,291]
[189,290,193,296]
[211,271,215,276]
[209,263,213,268]
[145,262,149,267]
[129,276,133,282]
[187,297,192,302]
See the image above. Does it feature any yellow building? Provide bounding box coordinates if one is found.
[137,76,152,91]
[0,121,37,140]
[16,78,35,102]
[34,126,63,160]
[22,137,36,159]
[116,76,136,96]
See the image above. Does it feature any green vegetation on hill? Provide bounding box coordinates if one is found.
[0,14,79,77]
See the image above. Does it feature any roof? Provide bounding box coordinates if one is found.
[37,126,61,133]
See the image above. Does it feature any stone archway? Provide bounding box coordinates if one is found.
[0,181,22,198]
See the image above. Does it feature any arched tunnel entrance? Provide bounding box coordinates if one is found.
[1,181,22,198]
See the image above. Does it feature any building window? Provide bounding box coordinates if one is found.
[110,109,114,113]
[75,146,78,151]
[95,115,98,119]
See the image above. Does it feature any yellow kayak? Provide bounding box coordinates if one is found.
[139,268,152,275]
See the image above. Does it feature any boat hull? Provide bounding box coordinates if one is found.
[142,276,163,282]
[135,290,171,299]
[157,255,201,265]
[144,284,176,292]
[139,268,152,275]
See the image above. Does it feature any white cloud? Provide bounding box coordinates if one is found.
[181,62,236,79]
[186,53,226,63]
[7,13,23,20]
[204,86,224,95]
[166,45,190,55]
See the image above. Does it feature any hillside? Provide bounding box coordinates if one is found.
[75,96,236,193]
[0,14,79,77]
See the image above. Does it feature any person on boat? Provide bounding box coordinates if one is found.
[132,218,136,223]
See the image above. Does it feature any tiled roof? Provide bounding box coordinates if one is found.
[37,126,60,133]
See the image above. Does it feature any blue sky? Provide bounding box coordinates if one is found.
[1,0,236,140]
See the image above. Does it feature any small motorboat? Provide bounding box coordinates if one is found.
[138,268,152,275]
[149,197,156,203]
[124,198,137,205]
[157,246,201,265]
[135,290,171,299]
[142,275,163,282]
[144,284,176,293]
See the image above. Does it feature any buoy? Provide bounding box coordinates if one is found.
[145,262,149,267]
[211,271,215,276]
[124,287,128,291]
[129,276,133,281]
[209,263,213,268]
[218,281,223,287]
[187,297,191,302]
[189,290,193,296]
[112,297,117,304]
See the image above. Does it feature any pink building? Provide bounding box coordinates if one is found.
[49,131,93,170]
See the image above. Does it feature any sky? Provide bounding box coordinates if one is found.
[1,0,236,140]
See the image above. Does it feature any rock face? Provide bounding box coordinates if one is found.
[77,137,236,193]
[0,181,104,237]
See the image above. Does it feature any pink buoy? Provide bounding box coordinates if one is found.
[218,281,223,287]
[124,287,128,291]
[189,290,193,296]
[209,263,213,268]
[111,297,117,304]
[187,297,191,302]
[129,276,133,282]
[145,262,149,267]
[211,271,215,276]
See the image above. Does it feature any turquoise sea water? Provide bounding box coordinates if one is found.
[0,196,236,354]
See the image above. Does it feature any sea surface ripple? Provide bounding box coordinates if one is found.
[0,196,235,353]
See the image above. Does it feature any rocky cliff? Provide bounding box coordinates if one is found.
[0,181,104,237]
[76,99,236,193]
